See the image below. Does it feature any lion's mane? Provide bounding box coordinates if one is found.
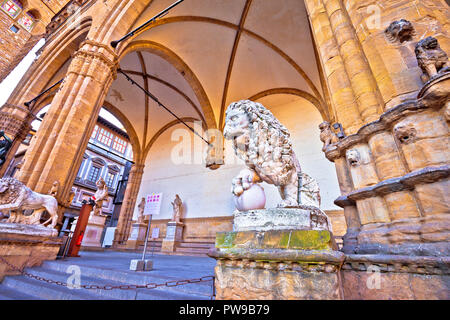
[0,178,28,205]
[227,100,300,186]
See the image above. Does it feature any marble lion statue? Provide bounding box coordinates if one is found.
[223,100,320,207]
[0,177,58,228]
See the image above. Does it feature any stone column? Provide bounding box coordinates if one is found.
[17,40,118,210]
[304,0,363,134]
[343,0,450,109]
[113,163,145,246]
[0,104,34,177]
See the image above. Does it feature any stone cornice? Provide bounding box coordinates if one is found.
[334,164,450,207]
[343,254,450,275]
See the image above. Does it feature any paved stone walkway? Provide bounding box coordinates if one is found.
[0,250,216,300]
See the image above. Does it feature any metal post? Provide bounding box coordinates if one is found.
[141,214,153,261]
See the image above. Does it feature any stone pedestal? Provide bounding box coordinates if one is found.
[126,222,147,249]
[209,208,344,300]
[0,223,63,282]
[82,214,107,248]
[161,221,184,252]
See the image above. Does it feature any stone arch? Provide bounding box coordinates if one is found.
[143,117,201,161]
[119,40,217,130]
[102,100,142,164]
[7,18,92,106]
[248,88,331,122]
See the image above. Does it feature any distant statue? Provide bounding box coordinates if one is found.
[223,100,320,208]
[137,197,145,223]
[0,131,12,167]
[171,194,183,223]
[0,177,58,228]
[91,177,108,216]
[49,181,60,197]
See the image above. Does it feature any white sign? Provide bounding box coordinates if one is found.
[144,193,163,216]
[151,228,160,239]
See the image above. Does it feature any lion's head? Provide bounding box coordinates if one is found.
[223,100,298,184]
[385,19,414,43]
[0,178,24,205]
[346,149,361,167]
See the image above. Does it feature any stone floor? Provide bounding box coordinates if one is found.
[0,250,216,300]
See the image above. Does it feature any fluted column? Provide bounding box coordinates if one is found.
[17,40,118,208]
[304,0,363,134]
[113,163,145,246]
[0,103,34,177]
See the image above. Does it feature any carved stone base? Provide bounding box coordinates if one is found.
[161,221,184,252]
[209,228,343,300]
[0,224,63,282]
[0,222,57,237]
[126,222,148,249]
[341,254,450,299]
[233,206,332,232]
[82,214,107,248]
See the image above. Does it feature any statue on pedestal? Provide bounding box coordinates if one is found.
[137,197,145,224]
[91,177,108,216]
[171,194,182,223]
[0,131,12,167]
[223,100,320,209]
[415,36,449,83]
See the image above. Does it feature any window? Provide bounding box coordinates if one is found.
[9,24,19,33]
[1,0,23,19]
[87,166,101,183]
[112,136,127,154]
[17,11,35,32]
[91,125,99,139]
[106,172,116,188]
[97,128,114,147]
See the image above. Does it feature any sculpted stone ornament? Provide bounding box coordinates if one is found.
[0,130,12,167]
[49,181,59,197]
[223,100,320,208]
[137,197,145,224]
[171,194,183,223]
[91,177,108,216]
[394,123,417,144]
[385,19,415,43]
[415,36,450,83]
[319,121,339,152]
[0,177,58,228]
[346,149,361,167]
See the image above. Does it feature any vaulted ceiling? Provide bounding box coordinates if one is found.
[104,0,327,158]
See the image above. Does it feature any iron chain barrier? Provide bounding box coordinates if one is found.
[0,256,215,299]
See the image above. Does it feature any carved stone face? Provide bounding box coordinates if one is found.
[394,124,417,144]
[385,19,414,43]
[346,149,360,167]
[223,107,251,141]
[318,121,330,131]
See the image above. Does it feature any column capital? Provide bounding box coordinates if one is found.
[69,40,119,81]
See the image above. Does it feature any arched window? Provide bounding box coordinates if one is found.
[1,0,23,19]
